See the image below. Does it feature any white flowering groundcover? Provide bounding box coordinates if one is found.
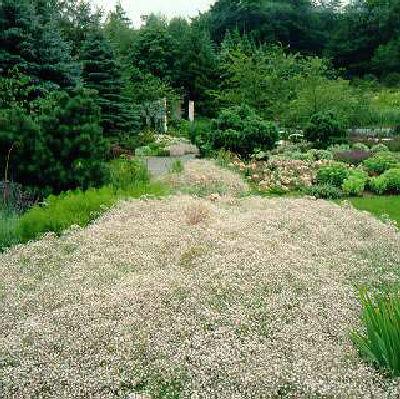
[0,161,399,398]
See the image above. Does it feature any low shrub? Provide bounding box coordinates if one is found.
[371,144,389,153]
[16,182,169,242]
[353,143,370,151]
[108,157,149,190]
[370,168,400,194]
[363,152,399,175]
[17,187,117,241]
[169,160,184,174]
[342,169,368,196]
[210,105,278,157]
[352,290,400,377]
[303,184,343,199]
[240,159,326,193]
[316,163,350,187]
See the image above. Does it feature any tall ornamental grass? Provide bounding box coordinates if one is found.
[352,289,400,377]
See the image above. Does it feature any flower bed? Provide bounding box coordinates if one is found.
[231,158,333,193]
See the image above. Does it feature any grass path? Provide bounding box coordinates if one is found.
[0,161,400,398]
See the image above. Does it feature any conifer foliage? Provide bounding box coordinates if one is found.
[81,29,136,139]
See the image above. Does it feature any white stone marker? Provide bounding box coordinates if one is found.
[189,100,195,122]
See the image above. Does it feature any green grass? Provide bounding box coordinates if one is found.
[0,157,170,250]
[347,195,400,226]
[16,182,169,243]
[0,210,20,250]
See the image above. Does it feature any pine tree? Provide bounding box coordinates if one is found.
[0,0,78,93]
[0,0,35,75]
[81,29,137,138]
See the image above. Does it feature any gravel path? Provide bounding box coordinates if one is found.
[0,162,399,398]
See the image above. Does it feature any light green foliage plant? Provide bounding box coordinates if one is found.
[16,181,169,242]
[352,290,400,377]
[169,160,184,174]
[353,143,370,151]
[363,152,399,175]
[342,169,368,196]
[316,163,350,187]
[304,184,343,200]
[370,169,400,194]
[108,157,150,189]
[371,144,390,154]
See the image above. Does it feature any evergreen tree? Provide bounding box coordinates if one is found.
[104,2,135,59]
[81,29,137,139]
[129,14,176,82]
[169,18,217,114]
[0,89,108,194]
[0,0,78,94]
[0,0,35,75]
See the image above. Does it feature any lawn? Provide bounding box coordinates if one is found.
[348,195,400,226]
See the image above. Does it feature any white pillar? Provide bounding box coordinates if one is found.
[189,100,195,122]
[163,97,167,133]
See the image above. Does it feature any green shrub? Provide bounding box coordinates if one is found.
[307,149,334,160]
[16,182,169,242]
[371,144,389,154]
[353,143,370,151]
[370,168,400,194]
[352,290,400,377]
[304,184,343,199]
[108,157,150,189]
[169,160,184,174]
[0,90,108,194]
[342,169,368,196]
[210,105,278,157]
[17,187,117,240]
[363,152,399,175]
[304,112,345,149]
[316,163,350,187]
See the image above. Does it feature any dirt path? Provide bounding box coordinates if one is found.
[1,161,399,398]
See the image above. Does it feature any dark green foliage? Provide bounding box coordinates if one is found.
[0,0,78,94]
[316,163,350,187]
[36,89,108,192]
[130,14,176,82]
[304,112,345,149]
[168,18,217,114]
[304,184,343,200]
[0,89,108,194]
[210,105,278,157]
[207,0,317,53]
[81,29,138,139]
[352,290,400,377]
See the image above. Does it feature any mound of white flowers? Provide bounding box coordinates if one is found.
[1,190,399,398]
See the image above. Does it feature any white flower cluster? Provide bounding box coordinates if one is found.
[0,163,399,398]
[164,159,249,197]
